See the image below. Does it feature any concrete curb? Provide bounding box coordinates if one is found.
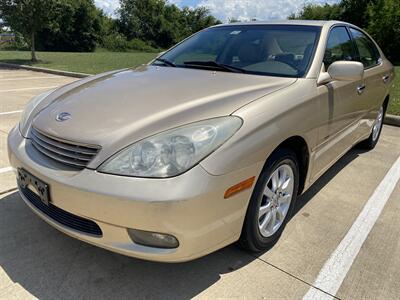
[0,188,17,196]
[384,114,400,127]
[0,62,91,78]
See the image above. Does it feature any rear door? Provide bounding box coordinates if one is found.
[348,27,389,136]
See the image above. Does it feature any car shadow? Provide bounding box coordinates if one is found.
[0,148,366,299]
[294,146,368,215]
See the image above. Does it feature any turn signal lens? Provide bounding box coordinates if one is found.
[224,176,256,199]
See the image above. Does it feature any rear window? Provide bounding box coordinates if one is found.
[349,28,381,69]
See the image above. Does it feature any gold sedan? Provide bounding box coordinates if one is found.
[8,20,394,262]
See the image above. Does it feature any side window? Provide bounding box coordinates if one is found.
[349,28,380,69]
[324,27,354,69]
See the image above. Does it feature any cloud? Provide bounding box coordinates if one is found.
[94,0,191,16]
[94,0,340,21]
[94,0,120,16]
[198,0,340,22]
[168,0,183,4]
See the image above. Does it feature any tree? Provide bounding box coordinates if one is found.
[181,6,220,34]
[368,0,400,62]
[290,0,400,62]
[118,0,220,49]
[289,0,376,28]
[0,0,55,61]
[36,0,103,52]
[341,0,375,29]
[118,0,166,44]
[159,4,187,47]
[289,3,342,20]
[0,20,5,33]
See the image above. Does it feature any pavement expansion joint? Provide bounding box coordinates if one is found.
[252,254,343,300]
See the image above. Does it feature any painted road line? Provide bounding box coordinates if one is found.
[0,86,58,93]
[303,155,400,300]
[0,110,23,116]
[0,76,61,81]
[0,167,13,174]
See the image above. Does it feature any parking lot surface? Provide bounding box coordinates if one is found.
[0,69,399,299]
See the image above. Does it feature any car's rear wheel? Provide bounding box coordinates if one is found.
[360,105,385,150]
[239,148,299,252]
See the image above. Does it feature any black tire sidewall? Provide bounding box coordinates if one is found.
[241,148,300,251]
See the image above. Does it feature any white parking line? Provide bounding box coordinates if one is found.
[0,167,13,174]
[0,76,61,81]
[303,155,400,300]
[0,86,58,93]
[0,110,23,116]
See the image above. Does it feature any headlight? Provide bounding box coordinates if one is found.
[19,89,55,133]
[98,117,242,178]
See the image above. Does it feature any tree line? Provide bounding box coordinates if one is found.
[290,0,400,63]
[1,0,398,64]
[0,0,220,61]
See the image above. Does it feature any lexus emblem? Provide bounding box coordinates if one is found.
[55,112,71,122]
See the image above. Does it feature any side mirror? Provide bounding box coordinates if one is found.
[318,61,364,84]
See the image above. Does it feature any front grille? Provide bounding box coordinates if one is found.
[20,186,102,237]
[30,128,100,169]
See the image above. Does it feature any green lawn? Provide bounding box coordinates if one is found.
[0,50,399,115]
[0,50,157,74]
[388,66,400,115]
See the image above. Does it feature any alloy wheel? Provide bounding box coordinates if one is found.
[258,164,294,237]
[372,106,384,141]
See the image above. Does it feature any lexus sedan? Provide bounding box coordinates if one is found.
[8,20,394,262]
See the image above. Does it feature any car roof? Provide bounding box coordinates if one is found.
[212,20,347,28]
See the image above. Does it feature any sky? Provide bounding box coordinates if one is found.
[94,0,339,22]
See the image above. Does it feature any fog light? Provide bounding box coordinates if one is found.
[128,229,179,249]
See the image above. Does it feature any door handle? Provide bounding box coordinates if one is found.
[383,74,390,83]
[357,84,366,95]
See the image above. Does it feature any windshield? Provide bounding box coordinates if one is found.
[155,25,321,78]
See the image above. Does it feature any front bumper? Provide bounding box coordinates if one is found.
[7,126,259,262]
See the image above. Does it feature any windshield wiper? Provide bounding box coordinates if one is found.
[154,58,176,67]
[183,61,245,73]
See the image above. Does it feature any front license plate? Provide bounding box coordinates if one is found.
[17,168,50,206]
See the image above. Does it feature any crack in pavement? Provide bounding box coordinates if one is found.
[251,254,342,300]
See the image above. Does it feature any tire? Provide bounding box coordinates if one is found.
[239,148,300,252]
[360,104,385,150]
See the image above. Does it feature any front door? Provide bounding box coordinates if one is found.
[313,26,365,179]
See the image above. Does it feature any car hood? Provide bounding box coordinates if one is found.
[32,65,296,167]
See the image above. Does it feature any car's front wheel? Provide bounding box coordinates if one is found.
[239,148,299,252]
